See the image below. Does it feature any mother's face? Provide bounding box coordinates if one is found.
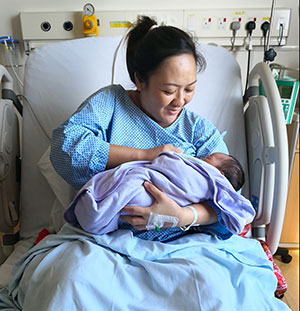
[136,53,197,128]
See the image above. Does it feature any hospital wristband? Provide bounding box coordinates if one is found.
[180,206,199,231]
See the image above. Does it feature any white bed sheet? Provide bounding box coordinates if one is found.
[0,225,290,311]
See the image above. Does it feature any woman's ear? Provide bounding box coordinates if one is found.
[134,72,143,91]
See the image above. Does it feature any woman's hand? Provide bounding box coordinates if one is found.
[142,145,183,161]
[120,181,185,230]
[106,144,182,169]
[120,181,218,231]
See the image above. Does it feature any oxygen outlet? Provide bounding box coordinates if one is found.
[41,21,51,32]
[63,21,73,31]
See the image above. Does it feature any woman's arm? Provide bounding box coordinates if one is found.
[106,144,183,169]
[50,89,182,189]
[120,181,218,230]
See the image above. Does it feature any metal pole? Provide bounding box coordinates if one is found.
[266,0,276,59]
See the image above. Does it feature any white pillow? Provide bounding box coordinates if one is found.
[37,146,77,232]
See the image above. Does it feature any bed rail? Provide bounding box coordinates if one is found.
[0,64,21,261]
[247,62,289,254]
[0,65,23,116]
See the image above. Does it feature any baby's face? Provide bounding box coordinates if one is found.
[202,153,228,168]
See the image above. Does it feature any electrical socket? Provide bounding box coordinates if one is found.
[202,18,211,30]
[276,16,288,30]
[217,18,226,30]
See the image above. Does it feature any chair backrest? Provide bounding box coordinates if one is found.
[20,36,247,238]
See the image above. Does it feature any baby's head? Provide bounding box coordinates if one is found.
[202,153,245,191]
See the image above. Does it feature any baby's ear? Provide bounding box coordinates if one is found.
[219,170,225,176]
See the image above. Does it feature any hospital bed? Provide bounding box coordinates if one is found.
[0,35,289,309]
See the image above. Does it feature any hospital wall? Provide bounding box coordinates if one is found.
[0,0,299,94]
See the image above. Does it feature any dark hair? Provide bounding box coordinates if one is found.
[126,16,206,85]
[217,155,245,191]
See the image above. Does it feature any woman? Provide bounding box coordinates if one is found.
[50,16,229,241]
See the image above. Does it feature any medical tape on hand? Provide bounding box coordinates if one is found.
[146,212,179,231]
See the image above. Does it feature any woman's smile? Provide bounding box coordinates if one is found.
[166,107,182,115]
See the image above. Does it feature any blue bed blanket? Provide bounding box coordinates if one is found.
[0,224,289,311]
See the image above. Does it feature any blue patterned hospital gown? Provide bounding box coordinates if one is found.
[51,84,229,241]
